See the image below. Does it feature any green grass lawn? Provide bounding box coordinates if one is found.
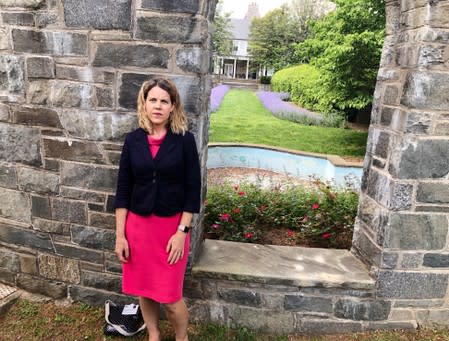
[209,89,368,159]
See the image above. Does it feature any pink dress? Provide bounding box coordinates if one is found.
[121,133,190,304]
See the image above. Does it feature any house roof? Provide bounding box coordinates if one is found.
[230,18,250,40]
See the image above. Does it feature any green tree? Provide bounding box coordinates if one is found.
[248,6,301,73]
[294,0,385,115]
[212,0,233,79]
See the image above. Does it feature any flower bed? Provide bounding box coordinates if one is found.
[204,178,359,249]
[210,84,230,112]
[256,91,344,128]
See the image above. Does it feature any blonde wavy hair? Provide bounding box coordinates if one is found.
[136,78,188,135]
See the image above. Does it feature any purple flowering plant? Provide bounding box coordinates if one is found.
[256,91,344,128]
[210,84,230,113]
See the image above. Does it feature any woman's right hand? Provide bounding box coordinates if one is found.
[115,236,129,263]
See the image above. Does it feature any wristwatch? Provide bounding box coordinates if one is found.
[178,224,190,233]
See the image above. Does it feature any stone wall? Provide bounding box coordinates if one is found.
[0,0,214,301]
[352,0,449,326]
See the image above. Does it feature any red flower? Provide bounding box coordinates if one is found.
[244,232,254,239]
[211,224,220,229]
[219,213,231,222]
[238,191,245,197]
[233,208,241,214]
[257,205,267,213]
[312,203,320,210]
[322,232,332,239]
[287,230,295,238]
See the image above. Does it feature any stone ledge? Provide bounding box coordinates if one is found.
[192,240,374,290]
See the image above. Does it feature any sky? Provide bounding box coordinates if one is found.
[220,0,290,19]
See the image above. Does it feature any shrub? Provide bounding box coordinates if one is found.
[204,179,359,249]
[210,84,230,113]
[259,76,272,84]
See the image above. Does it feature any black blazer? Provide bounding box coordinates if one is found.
[114,128,201,217]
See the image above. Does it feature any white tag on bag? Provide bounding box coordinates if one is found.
[122,304,139,315]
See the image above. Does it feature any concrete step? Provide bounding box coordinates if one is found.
[0,283,21,316]
[193,240,374,289]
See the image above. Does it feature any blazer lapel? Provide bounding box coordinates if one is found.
[154,129,177,163]
[136,128,154,167]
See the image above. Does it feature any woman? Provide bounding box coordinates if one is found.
[114,78,201,341]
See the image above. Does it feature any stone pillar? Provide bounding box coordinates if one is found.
[0,0,215,302]
[353,0,449,324]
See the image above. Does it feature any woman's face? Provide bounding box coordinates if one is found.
[145,86,174,129]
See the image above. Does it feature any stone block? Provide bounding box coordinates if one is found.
[43,138,105,164]
[381,252,398,269]
[43,158,59,171]
[17,273,67,299]
[35,12,58,28]
[415,205,449,213]
[435,122,449,135]
[80,262,103,272]
[400,253,422,269]
[390,138,449,179]
[0,164,17,189]
[284,295,333,313]
[26,80,51,105]
[135,15,207,44]
[105,261,122,274]
[0,249,20,271]
[0,0,46,8]
[60,162,117,192]
[20,254,37,274]
[389,308,414,321]
[217,288,262,307]
[118,73,151,109]
[93,43,168,69]
[298,319,363,334]
[0,55,24,93]
[69,285,132,307]
[373,131,390,159]
[176,47,209,73]
[351,223,382,267]
[417,309,449,327]
[423,253,449,268]
[18,168,59,194]
[60,187,105,203]
[52,198,87,224]
[106,195,115,213]
[26,56,55,78]
[384,213,447,250]
[0,29,8,50]
[58,109,137,141]
[81,270,121,292]
[226,305,295,334]
[55,65,114,84]
[71,225,115,251]
[12,105,61,128]
[31,195,51,219]
[401,71,449,111]
[418,45,445,66]
[1,12,34,26]
[141,0,199,13]
[63,0,131,30]
[12,29,87,56]
[95,87,113,108]
[54,243,103,264]
[0,103,9,122]
[0,188,31,223]
[365,321,417,331]
[334,298,390,321]
[405,111,432,134]
[89,212,115,229]
[52,81,96,108]
[417,182,449,203]
[377,270,448,299]
[383,85,400,105]
[427,2,449,27]
[394,299,444,308]
[417,27,449,43]
[0,223,53,251]
[33,218,70,234]
[38,253,80,284]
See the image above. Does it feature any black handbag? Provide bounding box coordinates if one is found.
[104,300,146,336]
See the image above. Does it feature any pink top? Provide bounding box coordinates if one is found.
[147,133,166,158]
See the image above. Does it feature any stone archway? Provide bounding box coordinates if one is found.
[0,0,449,331]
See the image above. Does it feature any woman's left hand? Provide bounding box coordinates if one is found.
[166,231,187,265]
